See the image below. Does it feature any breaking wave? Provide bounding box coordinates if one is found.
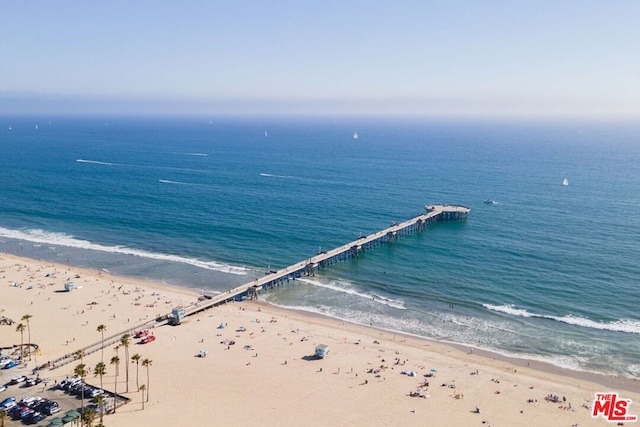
[483,304,640,334]
[0,227,248,275]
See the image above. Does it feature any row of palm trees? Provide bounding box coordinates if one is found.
[94,324,153,398]
[11,318,153,426]
[68,326,153,426]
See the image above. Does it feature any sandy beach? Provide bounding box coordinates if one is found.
[1,253,638,427]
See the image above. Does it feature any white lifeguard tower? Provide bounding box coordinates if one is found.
[168,307,185,325]
[315,344,330,359]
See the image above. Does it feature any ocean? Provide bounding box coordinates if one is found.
[1,115,639,379]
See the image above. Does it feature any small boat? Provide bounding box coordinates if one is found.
[353,132,358,139]
[134,330,149,339]
[264,131,268,137]
[140,334,156,344]
[562,178,569,186]
[484,199,496,204]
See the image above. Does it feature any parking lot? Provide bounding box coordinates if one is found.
[1,362,114,426]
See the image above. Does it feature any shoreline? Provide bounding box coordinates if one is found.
[264,302,640,394]
[2,252,638,426]
[3,251,638,391]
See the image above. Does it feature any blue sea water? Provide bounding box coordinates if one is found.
[1,115,639,379]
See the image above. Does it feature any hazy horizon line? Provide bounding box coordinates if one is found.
[2,92,639,120]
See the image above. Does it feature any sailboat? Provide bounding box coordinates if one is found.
[264,131,268,137]
[562,178,569,186]
[353,132,358,139]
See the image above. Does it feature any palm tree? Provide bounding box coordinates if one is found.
[21,314,32,361]
[120,334,130,392]
[93,362,107,424]
[110,355,120,413]
[131,353,141,390]
[139,384,146,410]
[97,324,106,363]
[81,406,96,427]
[141,358,152,402]
[75,349,85,364]
[15,323,26,363]
[74,363,89,416]
[94,394,105,426]
[94,362,106,392]
[93,362,107,388]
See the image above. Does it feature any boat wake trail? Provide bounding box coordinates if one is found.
[76,159,118,166]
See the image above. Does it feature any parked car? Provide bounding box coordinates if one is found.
[0,396,16,407]
[3,361,19,369]
[41,401,60,415]
[24,410,46,424]
[86,403,104,414]
[10,375,27,384]
[25,377,41,387]
[17,407,34,420]
[9,405,30,419]
[0,401,17,412]
[19,396,37,406]
[0,385,6,393]
[88,387,104,398]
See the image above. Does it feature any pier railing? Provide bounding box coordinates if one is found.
[45,204,468,371]
[183,204,469,314]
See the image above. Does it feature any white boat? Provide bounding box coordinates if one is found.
[562,178,569,186]
[353,132,358,139]
[264,131,268,137]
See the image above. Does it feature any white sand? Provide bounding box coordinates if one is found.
[1,254,638,426]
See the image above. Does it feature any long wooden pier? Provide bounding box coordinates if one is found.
[180,204,469,319]
[45,204,469,370]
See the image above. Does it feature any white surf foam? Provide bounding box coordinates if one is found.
[483,304,640,334]
[0,227,248,275]
[296,277,406,309]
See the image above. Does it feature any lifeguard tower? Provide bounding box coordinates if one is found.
[168,307,185,326]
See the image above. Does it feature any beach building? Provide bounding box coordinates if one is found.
[315,344,330,359]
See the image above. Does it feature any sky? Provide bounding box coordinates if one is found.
[1,1,639,117]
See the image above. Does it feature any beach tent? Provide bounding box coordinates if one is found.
[218,323,225,329]
[64,282,78,291]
